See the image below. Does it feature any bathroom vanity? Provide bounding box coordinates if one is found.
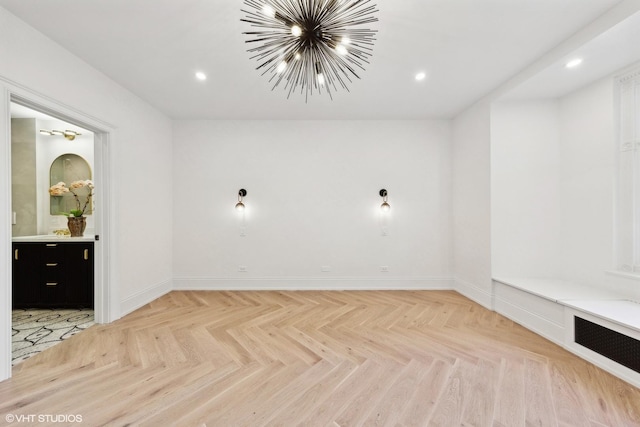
[12,236,94,308]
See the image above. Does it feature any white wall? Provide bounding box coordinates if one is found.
[172,120,453,289]
[0,6,173,380]
[451,102,493,308]
[491,100,562,278]
[558,77,617,288]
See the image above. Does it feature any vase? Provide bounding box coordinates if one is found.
[67,216,86,237]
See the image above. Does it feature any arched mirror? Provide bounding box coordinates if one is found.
[49,153,93,215]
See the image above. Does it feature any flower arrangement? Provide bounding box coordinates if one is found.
[49,180,94,217]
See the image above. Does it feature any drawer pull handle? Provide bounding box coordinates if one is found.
[14,249,18,260]
[84,249,89,260]
[46,244,57,247]
[46,282,58,287]
[46,263,58,267]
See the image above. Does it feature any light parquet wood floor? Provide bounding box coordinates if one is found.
[1,290,639,426]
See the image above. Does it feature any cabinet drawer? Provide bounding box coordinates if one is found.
[42,243,64,262]
[41,281,66,305]
[43,265,64,281]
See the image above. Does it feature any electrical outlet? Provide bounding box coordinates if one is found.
[321,265,331,272]
[380,266,389,272]
[238,265,248,272]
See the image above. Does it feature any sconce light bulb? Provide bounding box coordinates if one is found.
[381,202,391,212]
[235,202,245,211]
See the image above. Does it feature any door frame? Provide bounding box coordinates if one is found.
[1,79,117,381]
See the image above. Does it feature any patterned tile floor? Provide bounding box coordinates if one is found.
[11,309,94,365]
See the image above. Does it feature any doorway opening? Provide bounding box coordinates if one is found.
[7,94,112,370]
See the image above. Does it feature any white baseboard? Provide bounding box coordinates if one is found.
[173,276,454,291]
[120,279,172,316]
[453,277,493,309]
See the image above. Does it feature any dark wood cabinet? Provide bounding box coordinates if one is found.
[12,242,94,309]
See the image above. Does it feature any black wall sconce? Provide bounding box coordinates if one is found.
[235,189,247,211]
[379,189,390,212]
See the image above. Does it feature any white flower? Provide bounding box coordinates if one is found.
[49,180,94,216]
[48,182,70,196]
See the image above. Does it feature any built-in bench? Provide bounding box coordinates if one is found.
[492,277,640,389]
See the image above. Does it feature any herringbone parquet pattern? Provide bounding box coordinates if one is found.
[1,290,639,426]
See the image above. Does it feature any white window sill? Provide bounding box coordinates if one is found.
[605,270,640,281]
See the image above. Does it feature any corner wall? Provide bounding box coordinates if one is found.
[451,102,493,308]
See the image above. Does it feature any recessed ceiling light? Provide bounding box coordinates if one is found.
[415,72,427,81]
[565,58,583,69]
[195,71,207,81]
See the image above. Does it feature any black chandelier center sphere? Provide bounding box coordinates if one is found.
[241,0,379,100]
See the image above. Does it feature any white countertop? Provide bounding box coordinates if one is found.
[12,235,94,242]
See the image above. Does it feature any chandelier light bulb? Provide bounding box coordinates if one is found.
[262,4,276,18]
[277,61,287,73]
[341,36,351,45]
[317,73,325,86]
[335,44,348,56]
[291,25,302,37]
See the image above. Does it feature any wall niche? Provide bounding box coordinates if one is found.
[49,154,93,216]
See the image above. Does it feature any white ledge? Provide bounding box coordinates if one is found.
[564,299,640,333]
[605,270,640,281]
[492,277,619,303]
[493,277,640,333]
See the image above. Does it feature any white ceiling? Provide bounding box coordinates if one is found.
[0,0,630,120]
[505,9,640,100]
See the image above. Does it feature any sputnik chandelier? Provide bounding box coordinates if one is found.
[241,0,378,100]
